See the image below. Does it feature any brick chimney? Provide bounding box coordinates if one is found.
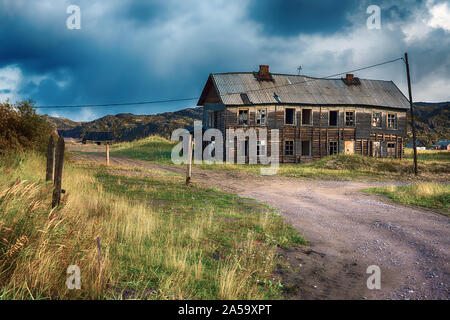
[258,65,270,79]
[346,73,354,82]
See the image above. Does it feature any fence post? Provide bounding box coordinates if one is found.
[46,136,55,182]
[52,136,65,208]
[186,134,193,185]
[106,143,110,166]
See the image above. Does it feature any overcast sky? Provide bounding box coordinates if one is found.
[0,0,449,121]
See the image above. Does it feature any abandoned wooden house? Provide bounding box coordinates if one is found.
[197,65,410,163]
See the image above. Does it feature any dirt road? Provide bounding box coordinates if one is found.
[72,151,450,300]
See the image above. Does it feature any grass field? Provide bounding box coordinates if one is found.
[366,182,450,215]
[0,152,304,299]
[110,136,450,181]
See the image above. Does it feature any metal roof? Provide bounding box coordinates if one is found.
[203,72,410,109]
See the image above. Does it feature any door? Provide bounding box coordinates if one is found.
[344,140,354,154]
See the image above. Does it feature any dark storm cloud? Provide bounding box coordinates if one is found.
[247,0,361,36]
[0,0,448,121]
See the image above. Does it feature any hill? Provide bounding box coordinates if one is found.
[46,102,448,146]
[46,107,203,141]
[410,102,449,146]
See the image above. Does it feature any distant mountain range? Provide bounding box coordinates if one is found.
[46,102,448,146]
[46,107,203,141]
[410,102,449,146]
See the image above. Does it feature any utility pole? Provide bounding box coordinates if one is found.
[404,52,418,176]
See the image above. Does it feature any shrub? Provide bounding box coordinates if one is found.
[0,100,54,153]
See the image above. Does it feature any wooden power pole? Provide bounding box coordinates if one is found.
[404,53,418,176]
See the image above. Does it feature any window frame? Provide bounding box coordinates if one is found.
[345,110,355,127]
[371,111,382,128]
[329,141,338,155]
[256,139,266,157]
[387,112,398,130]
[256,108,267,126]
[237,108,249,126]
[301,108,313,126]
[285,108,296,126]
[284,140,294,156]
[329,110,339,127]
[301,140,312,156]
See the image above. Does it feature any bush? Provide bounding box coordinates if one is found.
[0,100,54,153]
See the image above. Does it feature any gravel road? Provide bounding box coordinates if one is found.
[72,150,450,300]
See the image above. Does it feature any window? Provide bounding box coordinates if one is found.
[257,140,266,157]
[244,140,249,157]
[301,140,311,156]
[345,111,355,126]
[285,108,295,125]
[301,109,312,125]
[238,109,248,125]
[387,113,397,129]
[285,140,294,156]
[207,111,214,127]
[256,109,267,125]
[329,141,338,155]
[387,142,396,158]
[372,112,382,128]
[329,110,338,126]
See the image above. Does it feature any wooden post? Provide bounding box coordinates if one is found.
[96,236,103,285]
[186,134,193,185]
[52,136,65,208]
[46,136,55,182]
[106,143,110,166]
[404,52,418,176]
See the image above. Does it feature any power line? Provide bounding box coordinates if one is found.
[35,57,403,109]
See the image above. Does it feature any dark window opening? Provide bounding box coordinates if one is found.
[240,93,251,104]
[238,109,248,125]
[256,109,266,125]
[345,111,354,126]
[301,140,311,156]
[301,109,312,125]
[285,140,294,156]
[285,108,295,125]
[329,141,338,155]
[329,110,338,126]
[244,140,249,157]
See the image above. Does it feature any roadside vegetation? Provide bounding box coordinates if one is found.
[0,152,304,299]
[366,183,450,215]
[109,136,450,182]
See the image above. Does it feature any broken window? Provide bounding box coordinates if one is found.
[285,108,295,125]
[285,140,294,156]
[238,109,248,125]
[301,140,311,156]
[329,110,338,126]
[387,113,397,129]
[345,111,354,126]
[372,112,382,128]
[301,109,312,125]
[257,140,266,157]
[387,142,396,158]
[256,109,266,125]
[329,141,338,155]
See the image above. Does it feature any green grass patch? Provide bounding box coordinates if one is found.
[366,182,450,215]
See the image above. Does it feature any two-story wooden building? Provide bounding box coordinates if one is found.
[197,65,410,163]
